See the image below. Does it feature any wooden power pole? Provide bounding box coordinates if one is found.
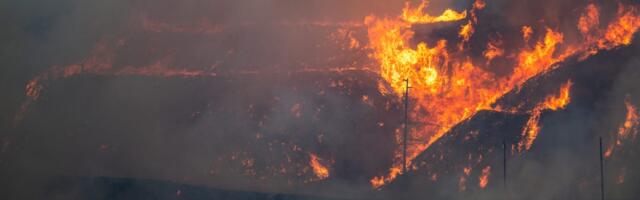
[403,79,409,174]
[599,137,605,200]
[503,139,507,189]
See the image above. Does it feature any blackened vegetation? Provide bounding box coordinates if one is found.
[1,71,398,199]
[2,36,640,200]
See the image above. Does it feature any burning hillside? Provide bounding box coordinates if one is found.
[1,0,640,199]
[366,0,639,187]
[382,38,640,199]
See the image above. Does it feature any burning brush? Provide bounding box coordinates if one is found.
[366,0,639,188]
[4,0,640,199]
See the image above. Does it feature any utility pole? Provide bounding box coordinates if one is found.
[503,139,507,189]
[403,79,410,174]
[599,137,605,200]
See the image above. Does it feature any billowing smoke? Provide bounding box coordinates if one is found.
[0,0,405,199]
[1,0,639,199]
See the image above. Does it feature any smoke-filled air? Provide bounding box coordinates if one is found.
[1,0,639,199]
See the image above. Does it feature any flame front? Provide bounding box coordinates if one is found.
[401,1,467,24]
[12,0,640,190]
[367,0,638,187]
[542,81,573,111]
[606,98,640,158]
[478,166,491,189]
[619,100,639,138]
[603,5,640,46]
[519,80,573,151]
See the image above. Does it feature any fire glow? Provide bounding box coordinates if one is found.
[11,0,640,191]
[605,98,640,158]
[309,153,330,181]
[619,100,640,140]
[366,0,639,188]
[519,80,573,151]
[478,166,491,189]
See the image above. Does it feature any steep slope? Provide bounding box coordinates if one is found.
[382,36,640,200]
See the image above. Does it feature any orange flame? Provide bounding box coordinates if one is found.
[483,39,504,64]
[520,109,542,151]
[578,4,600,39]
[366,1,639,187]
[604,147,613,158]
[309,153,330,180]
[401,1,467,24]
[606,99,639,158]
[459,21,475,43]
[541,80,573,111]
[618,100,639,138]
[14,36,373,125]
[479,166,491,189]
[458,167,471,191]
[511,28,566,87]
[522,26,533,43]
[13,1,640,189]
[473,0,486,10]
[366,0,635,188]
[519,80,573,151]
[602,4,640,47]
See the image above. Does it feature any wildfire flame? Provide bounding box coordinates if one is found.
[483,39,504,65]
[478,166,491,189]
[522,26,533,43]
[459,21,474,43]
[603,4,640,47]
[606,98,639,158]
[14,36,374,125]
[13,39,220,124]
[619,100,639,139]
[578,4,600,41]
[519,80,573,151]
[12,0,640,189]
[367,0,638,187]
[401,1,467,24]
[309,153,330,180]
